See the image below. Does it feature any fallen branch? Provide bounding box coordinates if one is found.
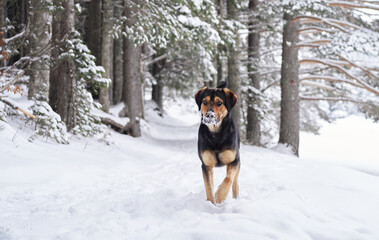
[100,117,129,135]
[0,97,37,119]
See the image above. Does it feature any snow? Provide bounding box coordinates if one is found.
[1,103,379,240]
[300,115,379,176]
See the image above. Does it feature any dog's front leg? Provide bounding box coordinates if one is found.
[215,163,238,204]
[202,164,215,204]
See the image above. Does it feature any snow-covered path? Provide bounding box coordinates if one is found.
[1,107,379,240]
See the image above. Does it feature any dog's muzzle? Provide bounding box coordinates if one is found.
[202,111,219,125]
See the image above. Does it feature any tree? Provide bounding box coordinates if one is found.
[99,0,112,112]
[278,13,300,156]
[227,0,241,130]
[28,0,50,100]
[245,0,261,145]
[112,0,124,105]
[123,0,143,137]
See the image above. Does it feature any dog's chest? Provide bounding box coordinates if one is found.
[201,149,237,167]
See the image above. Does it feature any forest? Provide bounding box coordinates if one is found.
[0,0,378,156]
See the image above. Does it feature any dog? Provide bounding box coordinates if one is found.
[195,83,240,204]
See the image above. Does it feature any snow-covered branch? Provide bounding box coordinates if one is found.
[300,59,379,96]
[297,27,336,34]
[300,75,366,89]
[300,96,363,104]
[293,15,362,32]
[337,54,379,79]
[296,39,332,48]
[328,1,379,11]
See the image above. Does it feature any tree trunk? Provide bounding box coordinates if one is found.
[49,0,75,130]
[112,0,123,104]
[227,0,241,130]
[99,0,112,112]
[246,0,261,145]
[86,0,101,65]
[151,56,164,111]
[279,14,300,156]
[123,0,142,137]
[28,0,51,101]
[0,0,4,33]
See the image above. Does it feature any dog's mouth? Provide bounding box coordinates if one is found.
[201,111,220,126]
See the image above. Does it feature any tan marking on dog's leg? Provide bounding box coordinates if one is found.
[218,150,236,165]
[202,166,215,204]
[202,150,217,167]
[215,164,237,204]
[232,162,240,199]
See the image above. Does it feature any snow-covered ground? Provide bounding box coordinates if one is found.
[1,102,379,240]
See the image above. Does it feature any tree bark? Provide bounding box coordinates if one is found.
[279,14,300,156]
[227,0,241,130]
[112,0,123,104]
[151,55,165,111]
[28,0,51,101]
[123,0,142,137]
[0,0,4,33]
[99,0,112,112]
[86,0,101,65]
[246,0,261,145]
[49,0,75,130]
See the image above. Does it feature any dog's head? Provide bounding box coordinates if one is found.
[195,84,237,130]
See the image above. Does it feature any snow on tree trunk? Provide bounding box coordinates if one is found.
[99,0,112,113]
[227,0,241,130]
[28,0,51,101]
[246,0,261,146]
[279,14,300,156]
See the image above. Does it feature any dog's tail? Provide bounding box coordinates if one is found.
[217,82,227,89]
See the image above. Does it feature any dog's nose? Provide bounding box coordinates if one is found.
[205,111,215,118]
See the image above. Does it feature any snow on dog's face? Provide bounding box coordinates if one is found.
[195,86,237,132]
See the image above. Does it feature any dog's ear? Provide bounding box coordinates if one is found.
[195,87,207,110]
[223,88,238,110]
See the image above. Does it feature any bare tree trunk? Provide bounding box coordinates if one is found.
[0,0,4,33]
[112,0,123,104]
[279,14,300,156]
[86,0,101,65]
[49,0,75,130]
[123,0,142,137]
[216,0,225,86]
[28,0,51,101]
[246,0,261,145]
[151,55,164,111]
[99,0,112,112]
[227,0,241,130]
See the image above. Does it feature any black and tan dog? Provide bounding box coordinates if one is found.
[195,83,240,204]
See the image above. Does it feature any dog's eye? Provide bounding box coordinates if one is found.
[216,101,222,106]
[203,100,208,105]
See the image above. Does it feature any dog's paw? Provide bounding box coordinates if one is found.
[214,192,225,204]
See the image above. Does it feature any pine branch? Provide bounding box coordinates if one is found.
[293,15,362,32]
[300,96,363,104]
[296,39,332,48]
[329,1,379,11]
[300,75,365,89]
[297,27,336,34]
[337,54,379,79]
[300,59,379,96]
[300,80,346,95]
